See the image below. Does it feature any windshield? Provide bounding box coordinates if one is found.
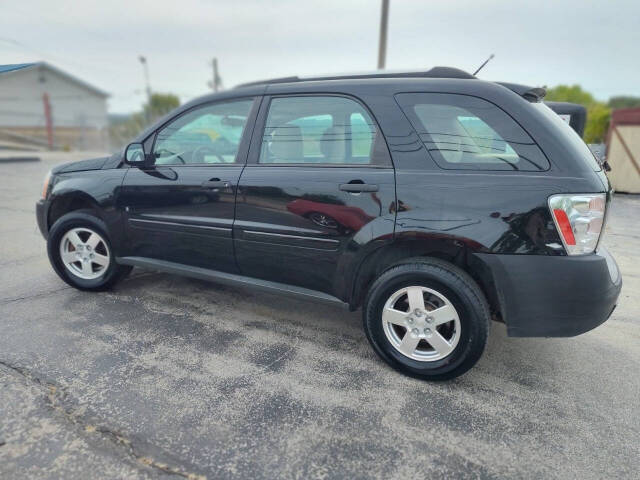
[532,103,602,171]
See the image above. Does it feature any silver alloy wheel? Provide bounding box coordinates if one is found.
[59,227,110,280]
[381,286,461,362]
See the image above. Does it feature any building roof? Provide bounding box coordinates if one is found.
[0,63,36,74]
[611,107,640,126]
[0,61,109,98]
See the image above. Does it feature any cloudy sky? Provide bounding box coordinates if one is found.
[1,0,638,113]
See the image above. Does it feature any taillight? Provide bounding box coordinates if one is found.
[548,194,606,255]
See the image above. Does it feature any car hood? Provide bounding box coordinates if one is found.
[52,156,113,174]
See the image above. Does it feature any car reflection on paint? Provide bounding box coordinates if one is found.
[286,198,375,233]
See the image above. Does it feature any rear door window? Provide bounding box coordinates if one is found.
[258,95,390,166]
[396,93,549,171]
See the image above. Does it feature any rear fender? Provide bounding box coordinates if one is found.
[347,236,500,315]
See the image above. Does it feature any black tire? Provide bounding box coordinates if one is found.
[363,258,489,381]
[47,210,132,291]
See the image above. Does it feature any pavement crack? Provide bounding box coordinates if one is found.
[0,360,206,480]
[85,426,205,480]
[0,359,45,384]
[0,286,72,305]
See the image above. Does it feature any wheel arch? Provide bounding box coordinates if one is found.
[349,238,502,320]
[48,191,103,230]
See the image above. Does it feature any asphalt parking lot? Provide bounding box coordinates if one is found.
[1,152,639,479]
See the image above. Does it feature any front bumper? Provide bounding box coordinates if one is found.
[475,246,622,337]
[36,199,49,239]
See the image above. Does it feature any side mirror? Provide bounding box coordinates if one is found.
[124,142,149,166]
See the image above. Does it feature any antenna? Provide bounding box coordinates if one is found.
[473,54,494,76]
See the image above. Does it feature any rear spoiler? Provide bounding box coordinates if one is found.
[498,82,587,137]
[498,82,547,102]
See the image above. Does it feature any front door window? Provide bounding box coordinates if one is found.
[154,99,254,165]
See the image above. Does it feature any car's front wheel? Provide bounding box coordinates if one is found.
[47,210,132,291]
[363,258,489,381]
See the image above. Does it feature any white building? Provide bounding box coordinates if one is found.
[0,62,109,150]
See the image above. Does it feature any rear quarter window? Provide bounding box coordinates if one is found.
[532,102,602,172]
[395,93,550,171]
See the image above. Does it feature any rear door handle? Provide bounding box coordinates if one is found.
[339,183,379,193]
[202,179,230,188]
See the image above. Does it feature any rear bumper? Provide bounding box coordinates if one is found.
[475,246,622,337]
[36,199,49,239]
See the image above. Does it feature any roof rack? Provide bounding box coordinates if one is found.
[235,66,476,88]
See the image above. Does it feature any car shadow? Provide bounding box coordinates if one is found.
[113,268,586,389]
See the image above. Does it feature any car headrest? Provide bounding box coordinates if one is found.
[268,125,303,162]
[319,126,346,162]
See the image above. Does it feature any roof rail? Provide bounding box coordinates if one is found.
[235,66,476,88]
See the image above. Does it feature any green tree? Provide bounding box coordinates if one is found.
[109,93,181,150]
[608,96,640,110]
[109,113,144,149]
[546,84,595,106]
[144,93,181,122]
[546,84,610,143]
[584,103,611,144]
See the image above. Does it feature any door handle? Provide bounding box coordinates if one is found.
[339,183,379,193]
[202,179,230,188]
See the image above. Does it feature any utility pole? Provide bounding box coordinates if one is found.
[377,0,390,70]
[209,58,222,92]
[138,55,152,122]
[42,93,53,150]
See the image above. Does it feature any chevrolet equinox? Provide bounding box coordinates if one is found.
[36,67,622,380]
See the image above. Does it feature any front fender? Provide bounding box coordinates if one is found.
[46,169,127,253]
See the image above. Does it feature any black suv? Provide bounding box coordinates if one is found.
[36,67,622,380]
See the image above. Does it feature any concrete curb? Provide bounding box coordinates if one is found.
[0,156,40,163]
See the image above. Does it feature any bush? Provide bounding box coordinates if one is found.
[109,93,181,151]
[546,85,610,143]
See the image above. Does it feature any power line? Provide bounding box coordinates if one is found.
[1,5,118,44]
[0,36,122,80]
[0,33,214,110]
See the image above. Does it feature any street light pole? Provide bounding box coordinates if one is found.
[377,0,390,70]
[211,58,222,92]
[138,55,152,121]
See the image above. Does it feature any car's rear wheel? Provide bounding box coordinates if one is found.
[363,258,489,380]
[47,210,132,291]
